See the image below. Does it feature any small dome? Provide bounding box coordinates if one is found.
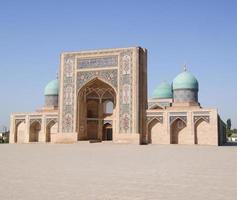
[172,71,199,91]
[44,79,59,96]
[153,81,173,99]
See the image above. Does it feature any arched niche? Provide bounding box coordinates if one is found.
[194,118,210,145]
[46,120,58,143]
[170,118,187,144]
[29,121,41,142]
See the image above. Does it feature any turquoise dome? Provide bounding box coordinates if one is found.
[172,71,199,91]
[44,79,59,95]
[153,81,173,99]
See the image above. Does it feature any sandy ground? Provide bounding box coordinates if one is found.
[0,143,237,200]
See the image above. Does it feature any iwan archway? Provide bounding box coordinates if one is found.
[77,78,116,141]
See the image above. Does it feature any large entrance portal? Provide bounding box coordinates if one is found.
[77,78,116,141]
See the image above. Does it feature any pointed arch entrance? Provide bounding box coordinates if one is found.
[29,121,41,142]
[194,118,210,145]
[15,120,26,143]
[46,120,58,142]
[77,78,116,141]
[170,118,187,144]
[148,118,162,144]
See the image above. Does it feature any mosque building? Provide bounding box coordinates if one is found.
[9,47,226,145]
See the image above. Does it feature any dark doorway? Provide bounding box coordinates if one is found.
[103,123,113,141]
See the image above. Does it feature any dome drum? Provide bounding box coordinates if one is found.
[173,89,198,103]
[45,95,58,107]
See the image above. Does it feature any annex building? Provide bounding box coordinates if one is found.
[9,47,226,145]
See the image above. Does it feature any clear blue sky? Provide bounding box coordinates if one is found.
[0,0,237,129]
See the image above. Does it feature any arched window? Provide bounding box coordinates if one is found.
[103,101,114,115]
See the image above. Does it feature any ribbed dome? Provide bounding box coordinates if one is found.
[153,81,173,99]
[44,79,59,96]
[173,71,199,91]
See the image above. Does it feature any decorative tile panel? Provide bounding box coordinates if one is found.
[193,111,210,115]
[15,119,26,126]
[62,55,75,133]
[170,116,187,125]
[77,56,118,69]
[146,112,163,116]
[77,69,118,91]
[194,116,210,124]
[147,116,163,124]
[169,112,187,116]
[30,119,42,125]
[46,118,58,126]
[119,51,133,133]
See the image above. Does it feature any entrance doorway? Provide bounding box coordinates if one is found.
[103,123,113,141]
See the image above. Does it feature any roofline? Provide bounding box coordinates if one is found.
[60,46,146,55]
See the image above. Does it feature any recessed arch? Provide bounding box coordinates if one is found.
[77,77,117,141]
[15,120,26,143]
[194,118,210,145]
[170,118,187,144]
[46,120,58,142]
[29,121,41,142]
[147,118,162,144]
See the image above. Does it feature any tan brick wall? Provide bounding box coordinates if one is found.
[150,122,169,144]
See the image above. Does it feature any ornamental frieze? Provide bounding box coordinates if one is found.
[146,112,163,116]
[170,116,187,125]
[30,119,42,125]
[46,118,58,126]
[77,69,118,91]
[15,119,26,126]
[77,56,118,69]
[169,112,187,116]
[147,116,163,124]
[194,116,210,124]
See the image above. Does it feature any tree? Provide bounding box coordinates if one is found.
[226,119,232,137]
[227,119,232,130]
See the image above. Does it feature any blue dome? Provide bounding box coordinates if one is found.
[173,71,199,91]
[153,81,173,99]
[44,79,59,96]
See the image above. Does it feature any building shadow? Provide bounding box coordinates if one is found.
[223,142,237,146]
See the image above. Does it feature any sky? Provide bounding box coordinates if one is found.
[0,0,237,129]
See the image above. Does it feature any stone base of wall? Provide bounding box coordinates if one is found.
[113,133,140,144]
[51,133,78,144]
[51,133,140,144]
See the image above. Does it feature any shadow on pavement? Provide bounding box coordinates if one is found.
[223,142,237,146]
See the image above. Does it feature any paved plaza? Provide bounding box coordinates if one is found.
[0,143,237,200]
